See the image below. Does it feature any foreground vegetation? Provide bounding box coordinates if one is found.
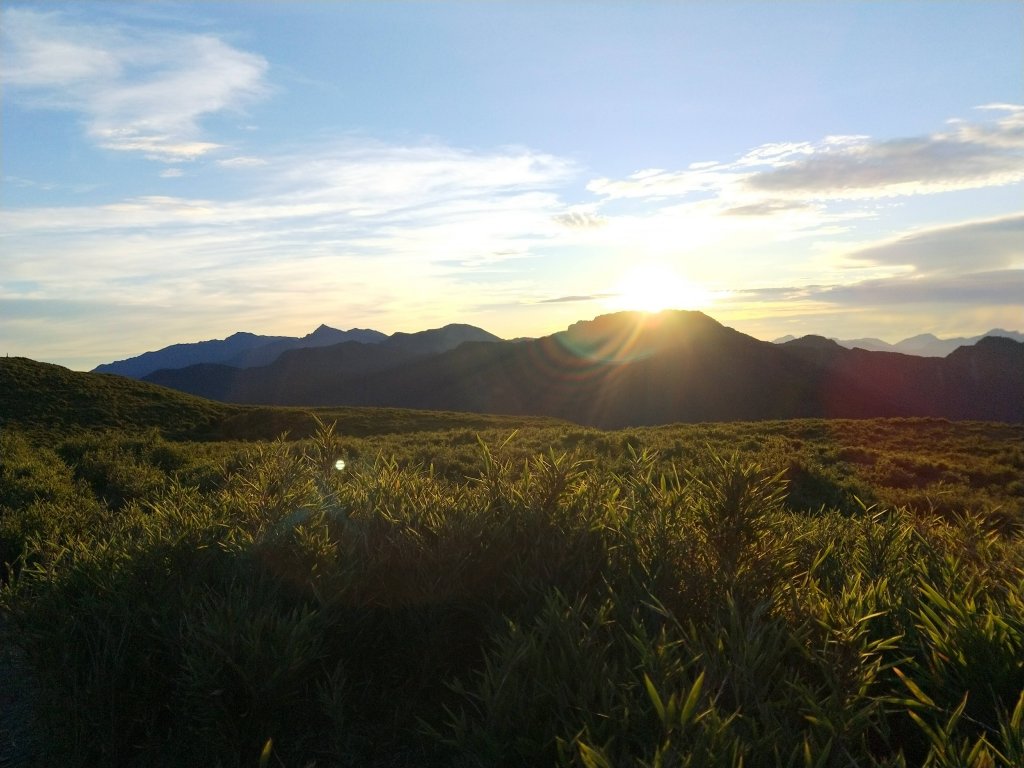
[2,414,1023,766]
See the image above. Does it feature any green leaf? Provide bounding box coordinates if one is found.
[258,738,273,768]
[894,667,935,708]
[679,671,705,727]
[578,740,613,768]
[645,673,666,724]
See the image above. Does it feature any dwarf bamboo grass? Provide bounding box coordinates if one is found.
[1,419,1022,766]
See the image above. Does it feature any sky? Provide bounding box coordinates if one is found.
[2,1,1022,371]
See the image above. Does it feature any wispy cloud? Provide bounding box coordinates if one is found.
[713,214,1024,330]
[746,108,1024,199]
[217,156,268,168]
[1,7,268,161]
[815,269,1024,307]
[843,214,1024,274]
[538,293,615,304]
[553,211,607,229]
[0,138,581,348]
[587,106,1024,205]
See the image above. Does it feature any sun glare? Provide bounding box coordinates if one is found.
[610,264,712,313]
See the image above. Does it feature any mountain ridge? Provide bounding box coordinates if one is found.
[139,310,1024,426]
[92,326,391,379]
[99,320,1023,381]
[774,328,1024,357]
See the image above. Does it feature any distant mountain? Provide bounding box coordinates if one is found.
[888,330,1024,357]
[93,326,388,379]
[778,334,1024,423]
[142,310,1024,426]
[774,329,1024,357]
[93,331,291,379]
[221,325,387,368]
[143,323,501,404]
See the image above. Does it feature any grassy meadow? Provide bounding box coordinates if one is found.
[2,393,1023,765]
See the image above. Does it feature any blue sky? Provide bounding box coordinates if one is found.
[2,1,1022,370]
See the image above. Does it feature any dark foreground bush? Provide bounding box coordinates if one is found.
[2,422,1023,766]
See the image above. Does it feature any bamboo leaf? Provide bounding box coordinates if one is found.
[578,741,613,768]
[894,667,935,708]
[645,673,667,724]
[679,670,705,727]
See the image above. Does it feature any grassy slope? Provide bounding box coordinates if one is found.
[0,357,235,439]
[0,356,567,441]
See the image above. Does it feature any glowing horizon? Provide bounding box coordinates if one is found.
[2,2,1021,371]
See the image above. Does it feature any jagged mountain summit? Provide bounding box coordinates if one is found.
[139,310,1024,426]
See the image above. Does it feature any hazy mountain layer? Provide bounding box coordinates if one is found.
[93,326,388,379]
[775,328,1024,357]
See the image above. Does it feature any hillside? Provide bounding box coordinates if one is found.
[145,311,1024,426]
[0,357,236,438]
[0,356,565,440]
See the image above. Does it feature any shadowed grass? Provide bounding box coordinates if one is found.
[1,418,1022,766]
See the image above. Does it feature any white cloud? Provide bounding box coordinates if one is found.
[1,7,268,161]
[159,168,184,178]
[842,214,1024,275]
[0,139,581,325]
[817,269,1024,306]
[745,107,1024,199]
[217,156,268,168]
[588,107,1024,205]
[587,164,735,200]
[553,211,607,229]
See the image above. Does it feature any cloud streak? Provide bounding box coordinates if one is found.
[538,293,615,304]
[0,139,581,335]
[712,212,1024,335]
[1,7,268,161]
[587,106,1024,205]
[746,108,1024,199]
[843,214,1024,274]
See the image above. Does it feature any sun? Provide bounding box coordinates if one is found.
[609,264,712,313]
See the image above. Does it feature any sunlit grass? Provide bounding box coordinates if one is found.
[1,418,1022,766]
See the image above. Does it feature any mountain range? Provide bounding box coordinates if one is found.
[93,325,390,378]
[128,311,1023,427]
[98,322,1024,381]
[773,329,1024,357]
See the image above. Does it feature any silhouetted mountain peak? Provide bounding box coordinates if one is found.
[948,335,1024,359]
[783,334,843,350]
[562,310,722,342]
[556,310,734,363]
[307,324,340,338]
[384,324,501,354]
